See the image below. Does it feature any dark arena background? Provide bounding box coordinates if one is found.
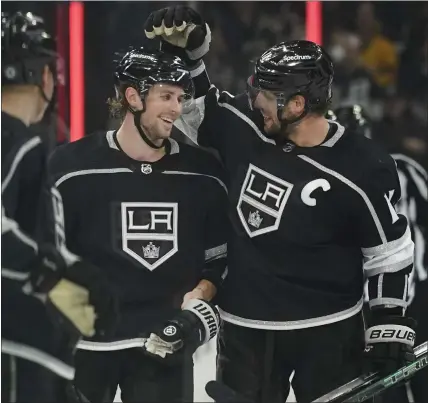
[1,2,427,402]
[2,1,426,168]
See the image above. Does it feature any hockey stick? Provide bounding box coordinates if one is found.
[312,341,427,402]
[207,342,427,403]
[205,380,253,402]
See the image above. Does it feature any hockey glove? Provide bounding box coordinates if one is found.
[364,315,416,375]
[144,299,220,365]
[64,258,119,339]
[23,244,96,337]
[144,5,211,66]
[23,244,118,338]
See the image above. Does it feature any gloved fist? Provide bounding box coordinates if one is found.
[144,299,220,365]
[23,244,118,339]
[64,259,119,339]
[48,278,96,337]
[144,6,211,66]
[144,323,185,365]
[22,244,96,337]
[364,315,416,375]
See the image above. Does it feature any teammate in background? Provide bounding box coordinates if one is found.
[1,11,115,402]
[144,7,416,402]
[331,105,427,403]
[47,47,228,402]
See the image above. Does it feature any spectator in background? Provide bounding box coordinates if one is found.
[329,29,383,111]
[202,2,304,94]
[254,3,305,51]
[357,2,398,92]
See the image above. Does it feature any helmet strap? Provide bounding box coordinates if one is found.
[129,98,166,150]
[38,85,52,104]
[36,60,58,105]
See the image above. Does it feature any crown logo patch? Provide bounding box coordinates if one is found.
[248,210,263,228]
[142,242,160,259]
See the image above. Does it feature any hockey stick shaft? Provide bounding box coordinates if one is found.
[205,380,253,402]
[343,349,428,402]
[312,341,427,402]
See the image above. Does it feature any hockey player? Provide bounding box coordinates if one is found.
[46,47,228,402]
[1,11,116,402]
[144,7,417,402]
[332,105,427,403]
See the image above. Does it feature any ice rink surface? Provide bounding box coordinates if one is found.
[114,337,296,402]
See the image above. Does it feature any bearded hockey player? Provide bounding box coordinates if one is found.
[332,105,427,403]
[46,47,228,402]
[1,11,115,402]
[144,6,416,402]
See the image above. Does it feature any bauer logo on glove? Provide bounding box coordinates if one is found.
[364,316,417,374]
[367,325,415,345]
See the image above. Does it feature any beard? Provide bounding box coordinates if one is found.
[264,115,300,142]
[142,120,171,143]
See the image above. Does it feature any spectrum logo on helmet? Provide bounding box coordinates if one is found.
[283,55,312,62]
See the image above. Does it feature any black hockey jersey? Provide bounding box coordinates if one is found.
[46,131,228,349]
[176,71,414,330]
[1,112,75,380]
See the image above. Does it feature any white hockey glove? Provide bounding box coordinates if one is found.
[144,299,220,365]
[48,279,97,337]
[144,5,211,66]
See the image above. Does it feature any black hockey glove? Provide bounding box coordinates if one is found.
[65,257,119,339]
[144,5,211,67]
[24,244,118,339]
[364,315,416,375]
[143,299,220,365]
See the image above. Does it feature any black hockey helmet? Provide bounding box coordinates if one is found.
[114,47,195,149]
[1,11,60,100]
[248,40,334,125]
[330,105,372,139]
[114,47,194,105]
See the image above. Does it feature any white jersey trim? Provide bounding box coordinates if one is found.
[218,297,363,330]
[2,207,38,252]
[1,136,42,194]
[106,130,119,150]
[217,100,276,145]
[2,339,75,380]
[55,168,133,188]
[161,170,228,194]
[321,121,345,147]
[77,338,147,351]
[1,268,30,281]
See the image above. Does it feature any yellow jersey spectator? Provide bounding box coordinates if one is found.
[357,3,398,89]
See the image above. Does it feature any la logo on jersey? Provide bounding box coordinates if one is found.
[237,164,293,237]
[121,202,178,270]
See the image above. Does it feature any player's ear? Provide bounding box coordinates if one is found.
[125,87,141,110]
[289,95,306,114]
[41,64,55,101]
